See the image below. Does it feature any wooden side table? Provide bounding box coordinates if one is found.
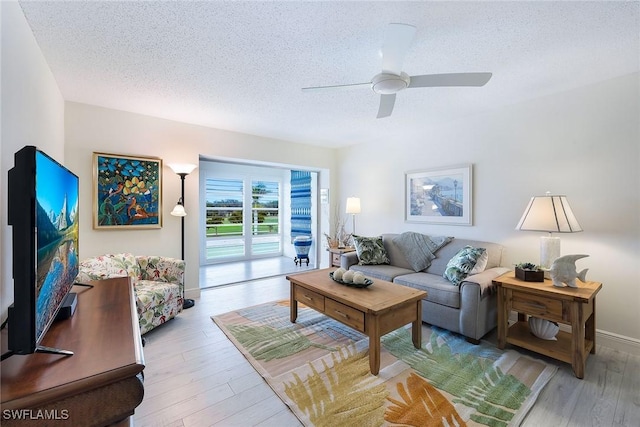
[327,246,356,267]
[493,272,602,379]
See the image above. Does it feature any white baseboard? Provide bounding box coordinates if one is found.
[185,288,201,300]
[595,329,640,356]
[557,323,640,356]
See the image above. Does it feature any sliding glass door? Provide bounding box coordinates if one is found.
[204,177,281,262]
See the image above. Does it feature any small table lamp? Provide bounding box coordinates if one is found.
[516,192,582,270]
[345,197,361,235]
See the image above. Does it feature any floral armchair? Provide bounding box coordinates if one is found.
[76,253,185,334]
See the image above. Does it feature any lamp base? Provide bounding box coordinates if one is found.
[183,299,195,309]
[540,235,560,278]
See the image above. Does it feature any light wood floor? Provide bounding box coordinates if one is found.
[199,256,316,288]
[135,275,640,427]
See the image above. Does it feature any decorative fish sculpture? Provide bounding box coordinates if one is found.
[549,254,589,288]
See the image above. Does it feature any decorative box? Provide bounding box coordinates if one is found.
[515,267,544,282]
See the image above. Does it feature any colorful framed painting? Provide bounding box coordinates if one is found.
[405,164,473,225]
[93,152,162,229]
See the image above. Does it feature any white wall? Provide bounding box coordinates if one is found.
[1,1,65,319]
[64,102,337,299]
[338,72,640,347]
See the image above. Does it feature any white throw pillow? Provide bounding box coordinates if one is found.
[468,250,489,275]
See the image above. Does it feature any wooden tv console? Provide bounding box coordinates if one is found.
[1,277,145,426]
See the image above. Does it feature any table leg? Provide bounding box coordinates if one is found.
[571,302,586,379]
[412,300,422,349]
[369,314,380,375]
[497,286,506,349]
[290,283,298,323]
[586,298,596,354]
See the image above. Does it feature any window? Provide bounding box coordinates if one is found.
[206,178,244,237]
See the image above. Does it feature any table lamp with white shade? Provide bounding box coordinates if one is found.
[345,197,361,235]
[515,192,582,270]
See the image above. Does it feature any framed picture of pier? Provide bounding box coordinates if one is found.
[93,152,162,229]
[405,164,473,225]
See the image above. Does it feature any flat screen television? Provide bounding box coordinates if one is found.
[4,146,80,358]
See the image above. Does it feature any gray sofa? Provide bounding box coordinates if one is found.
[341,233,509,342]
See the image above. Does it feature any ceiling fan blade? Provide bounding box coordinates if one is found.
[302,82,370,92]
[376,94,396,118]
[381,23,416,76]
[408,72,492,88]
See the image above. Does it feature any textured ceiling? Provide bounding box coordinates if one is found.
[18,1,640,148]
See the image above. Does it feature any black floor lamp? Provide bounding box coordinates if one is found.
[169,163,197,310]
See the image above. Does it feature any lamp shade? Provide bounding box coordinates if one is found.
[516,194,582,233]
[170,202,187,217]
[345,197,361,214]
[168,163,197,175]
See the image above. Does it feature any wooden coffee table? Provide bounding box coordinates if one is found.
[287,268,427,375]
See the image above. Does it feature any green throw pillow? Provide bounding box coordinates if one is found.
[392,232,453,272]
[444,246,487,285]
[353,235,390,265]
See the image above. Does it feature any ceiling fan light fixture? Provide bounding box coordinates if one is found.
[303,24,493,118]
[372,72,409,94]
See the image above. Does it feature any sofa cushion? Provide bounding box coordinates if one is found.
[135,280,181,313]
[392,232,453,272]
[444,246,487,285]
[393,273,461,309]
[348,264,414,282]
[353,235,390,265]
[137,255,185,285]
[380,234,413,270]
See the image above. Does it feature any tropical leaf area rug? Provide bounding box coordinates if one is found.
[212,301,557,427]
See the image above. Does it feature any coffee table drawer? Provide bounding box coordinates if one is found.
[294,285,325,312]
[511,290,564,322]
[325,299,365,332]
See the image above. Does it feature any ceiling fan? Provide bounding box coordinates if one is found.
[302,23,492,118]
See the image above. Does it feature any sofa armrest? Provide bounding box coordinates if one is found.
[136,256,185,290]
[461,267,510,295]
[340,252,360,270]
[75,268,106,283]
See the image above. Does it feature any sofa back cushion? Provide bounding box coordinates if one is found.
[78,253,141,280]
[391,232,453,272]
[379,234,503,276]
[381,234,414,270]
[136,255,185,285]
